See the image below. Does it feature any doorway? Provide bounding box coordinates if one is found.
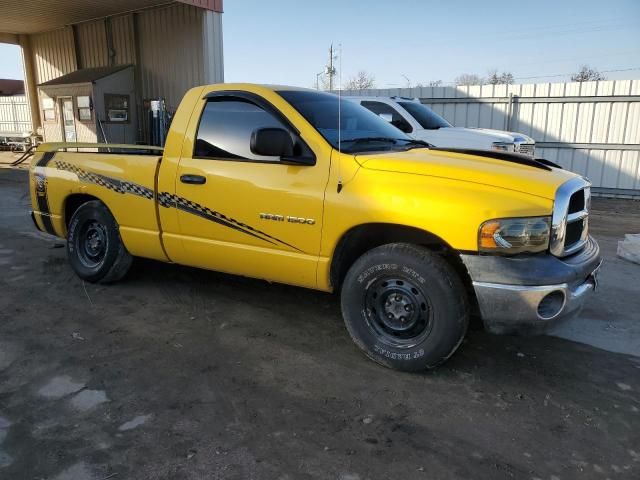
[59,97,77,142]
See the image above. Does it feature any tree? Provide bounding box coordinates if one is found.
[344,70,375,90]
[487,70,514,85]
[455,73,484,86]
[571,65,606,82]
[318,71,338,91]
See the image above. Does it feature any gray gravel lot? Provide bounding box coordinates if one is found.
[0,168,639,480]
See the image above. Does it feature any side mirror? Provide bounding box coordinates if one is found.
[250,127,294,157]
[378,113,393,123]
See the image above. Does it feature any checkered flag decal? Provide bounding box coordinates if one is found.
[55,161,154,200]
[53,161,302,252]
[158,192,178,208]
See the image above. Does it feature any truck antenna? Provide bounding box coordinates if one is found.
[337,43,343,193]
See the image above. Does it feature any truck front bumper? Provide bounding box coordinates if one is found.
[460,236,601,334]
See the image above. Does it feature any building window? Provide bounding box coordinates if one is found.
[77,96,92,121]
[194,98,290,161]
[42,98,55,122]
[104,94,129,123]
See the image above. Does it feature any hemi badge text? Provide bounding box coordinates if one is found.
[260,213,315,225]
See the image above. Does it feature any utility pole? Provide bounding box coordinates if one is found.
[315,71,324,90]
[326,44,337,91]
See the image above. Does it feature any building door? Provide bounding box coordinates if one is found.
[60,97,77,142]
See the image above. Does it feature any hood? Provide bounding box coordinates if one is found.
[426,127,533,143]
[355,148,577,200]
[471,128,534,143]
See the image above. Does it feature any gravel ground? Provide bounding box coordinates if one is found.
[0,168,638,480]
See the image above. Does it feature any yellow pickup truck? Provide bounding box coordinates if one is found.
[29,83,601,371]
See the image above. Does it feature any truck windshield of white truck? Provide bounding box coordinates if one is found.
[397,102,452,130]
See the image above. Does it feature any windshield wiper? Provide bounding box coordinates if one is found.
[339,137,398,147]
[395,139,433,150]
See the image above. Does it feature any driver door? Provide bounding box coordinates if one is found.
[169,94,329,289]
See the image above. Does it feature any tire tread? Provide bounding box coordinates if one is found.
[340,242,469,371]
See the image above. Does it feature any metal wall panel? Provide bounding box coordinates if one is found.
[110,15,136,65]
[76,20,109,68]
[344,80,640,194]
[0,95,31,133]
[203,10,224,84]
[137,3,206,111]
[73,14,136,68]
[30,27,77,84]
[22,2,223,143]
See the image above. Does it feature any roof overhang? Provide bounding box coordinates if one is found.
[0,0,223,36]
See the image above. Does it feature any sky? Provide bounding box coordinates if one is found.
[1,0,639,87]
[224,0,640,87]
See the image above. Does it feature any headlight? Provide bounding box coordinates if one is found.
[492,142,515,152]
[479,217,550,254]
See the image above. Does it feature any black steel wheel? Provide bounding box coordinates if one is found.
[67,200,132,284]
[341,243,468,371]
[364,276,433,348]
[76,220,109,269]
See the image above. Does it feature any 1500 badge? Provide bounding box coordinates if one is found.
[260,213,315,225]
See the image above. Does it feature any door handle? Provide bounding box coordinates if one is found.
[180,174,206,185]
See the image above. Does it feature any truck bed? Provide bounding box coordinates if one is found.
[30,142,168,261]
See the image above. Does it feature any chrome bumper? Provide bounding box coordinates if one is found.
[472,266,599,334]
[461,236,602,334]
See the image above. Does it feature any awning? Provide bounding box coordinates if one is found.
[0,0,223,36]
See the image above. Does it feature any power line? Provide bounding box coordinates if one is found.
[382,66,640,87]
[513,66,640,81]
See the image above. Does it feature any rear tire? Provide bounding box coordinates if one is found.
[67,200,132,284]
[340,243,468,372]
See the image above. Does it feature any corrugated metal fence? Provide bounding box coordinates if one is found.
[344,80,640,196]
[0,95,31,134]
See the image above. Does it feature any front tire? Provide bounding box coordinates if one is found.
[340,243,468,372]
[67,200,132,284]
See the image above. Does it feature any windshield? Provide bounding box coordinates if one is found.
[278,90,412,152]
[398,102,451,129]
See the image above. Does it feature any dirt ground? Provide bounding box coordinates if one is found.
[0,167,639,480]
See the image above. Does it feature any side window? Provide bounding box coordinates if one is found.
[361,101,413,133]
[195,98,291,161]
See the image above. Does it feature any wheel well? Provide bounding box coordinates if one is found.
[64,194,100,228]
[329,223,477,313]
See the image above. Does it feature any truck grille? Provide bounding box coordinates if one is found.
[550,178,591,257]
[516,143,535,157]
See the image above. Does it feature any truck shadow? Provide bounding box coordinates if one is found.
[125,256,637,382]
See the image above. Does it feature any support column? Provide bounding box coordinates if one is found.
[18,34,41,134]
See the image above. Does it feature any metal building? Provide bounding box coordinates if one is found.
[0,0,224,144]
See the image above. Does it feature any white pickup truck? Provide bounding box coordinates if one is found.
[347,96,535,157]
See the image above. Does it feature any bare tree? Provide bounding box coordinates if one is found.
[318,72,338,91]
[571,65,606,82]
[487,70,514,85]
[455,73,484,86]
[501,72,515,85]
[344,70,376,90]
[416,80,444,88]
